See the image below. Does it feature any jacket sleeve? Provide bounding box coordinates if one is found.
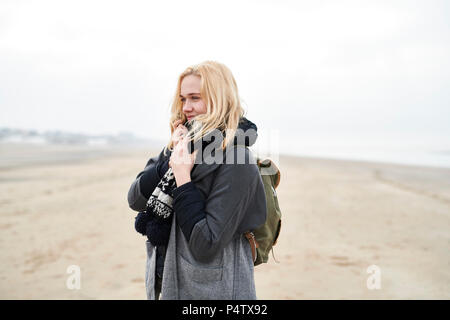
[127,147,170,212]
[172,146,267,263]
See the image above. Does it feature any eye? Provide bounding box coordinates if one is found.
[180,97,186,102]
[192,96,200,100]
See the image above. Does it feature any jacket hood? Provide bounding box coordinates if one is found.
[231,116,258,147]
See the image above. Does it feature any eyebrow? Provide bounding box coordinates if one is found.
[179,93,200,97]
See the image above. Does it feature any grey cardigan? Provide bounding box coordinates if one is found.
[128,142,267,299]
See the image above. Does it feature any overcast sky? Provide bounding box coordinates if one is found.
[1,0,449,156]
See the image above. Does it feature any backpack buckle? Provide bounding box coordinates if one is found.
[244,231,258,264]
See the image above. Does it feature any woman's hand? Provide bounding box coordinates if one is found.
[171,119,188,148]
[169,135,198,187]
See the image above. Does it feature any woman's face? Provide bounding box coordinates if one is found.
[180,75,207,121]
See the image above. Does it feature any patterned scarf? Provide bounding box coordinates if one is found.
[144,166,177,246]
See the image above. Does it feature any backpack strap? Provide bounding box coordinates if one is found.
[256,158,281,189]
[244,231,259,264]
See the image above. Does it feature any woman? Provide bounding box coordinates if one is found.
[127,61,267,300]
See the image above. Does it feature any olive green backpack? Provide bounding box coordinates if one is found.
[244,157,282,266]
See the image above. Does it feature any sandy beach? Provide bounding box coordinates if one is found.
[0,142,449,299]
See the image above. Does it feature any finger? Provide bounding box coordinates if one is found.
[173,120,183,130]
[175,125,187,135]
[181,135,191,150]
[192,149,199,163]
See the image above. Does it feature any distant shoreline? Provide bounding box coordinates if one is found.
[0,142,159,170]
[277,151,450,171]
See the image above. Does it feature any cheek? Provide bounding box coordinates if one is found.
[195,100,207,114]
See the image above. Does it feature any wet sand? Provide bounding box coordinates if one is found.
[0,143,449,299]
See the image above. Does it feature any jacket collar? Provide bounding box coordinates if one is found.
[190,116,258,181]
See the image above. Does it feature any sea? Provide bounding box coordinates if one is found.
[252,132,450,169]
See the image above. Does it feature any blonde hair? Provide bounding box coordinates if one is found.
[164,60,245,155]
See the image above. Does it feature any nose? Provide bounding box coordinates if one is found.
[182,100,193,112]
